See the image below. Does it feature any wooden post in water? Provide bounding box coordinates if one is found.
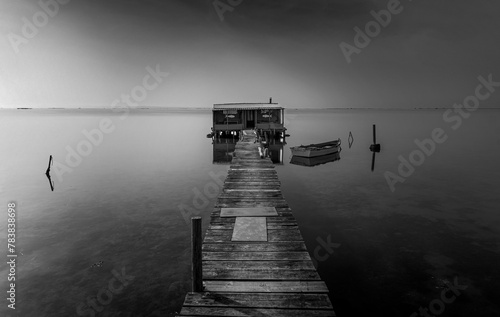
[191,217,203,292]
[369,124,381,152]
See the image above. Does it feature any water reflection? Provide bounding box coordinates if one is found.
[2,109,500,317]
[212,137,285,164]
[369,124,381,172]
[267,139,285,164]
[212,138,237,164]
[45,173,54,191]
[45,155,54,191]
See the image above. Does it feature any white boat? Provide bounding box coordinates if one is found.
[290,152,340,167]
[290,139,341,158]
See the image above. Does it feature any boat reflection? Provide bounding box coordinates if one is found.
[290,152,341,167]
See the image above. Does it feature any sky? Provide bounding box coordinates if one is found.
[1,0,500,109]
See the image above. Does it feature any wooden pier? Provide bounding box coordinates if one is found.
[177,130,335,316]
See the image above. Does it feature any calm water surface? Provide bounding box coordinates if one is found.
[1,108,499,317]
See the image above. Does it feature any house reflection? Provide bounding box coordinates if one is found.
[212,138,285,165]
[213,138,237,164]
[266,138,285,165]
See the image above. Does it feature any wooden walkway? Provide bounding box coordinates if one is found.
[177,130,335,316]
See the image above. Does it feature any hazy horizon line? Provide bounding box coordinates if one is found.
[2,106,500,111]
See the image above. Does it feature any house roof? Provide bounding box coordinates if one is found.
[213,103,283,110]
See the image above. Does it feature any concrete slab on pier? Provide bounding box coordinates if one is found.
[220,207,278,217]
[231,217,267,241]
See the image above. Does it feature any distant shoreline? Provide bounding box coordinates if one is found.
[2,107,500,112]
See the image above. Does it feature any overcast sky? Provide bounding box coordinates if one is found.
[1,0,500,109]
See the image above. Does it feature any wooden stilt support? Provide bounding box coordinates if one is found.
[191,217,203,292]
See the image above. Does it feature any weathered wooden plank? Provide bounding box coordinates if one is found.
[224,179,280,183]
[227,171,278,175]
[230,160,274,163]
[232,149,262,152]
[203,251,311,261]
[182,292,333,309]
[209,217,296,224]
[178,309,335,317]
[212,214,293,220]
[212,213,294,220]
[225,174,279,178]
[224,186,279,190]
[210,218,294,225]
[227,170,277,173]
[204,229,303,243]
[219,192,284,199]
[227,170,277,174]
[229,167,276,170]
[232,152,261,155]
[203,280,330,293]
[223,185,281,190]
[225,177,280,181]
[217,197,286,202]
[209,223,298,230]
[224,181,281,184]
[215,201,289,208]
[224,179,281,184]
[229,163,274,166]
[230,167,275,170]
[230,163,274,166]
[230,161,271,164]
[216,199,286,204]
[231,159,275,163]
[202,242,307,252]
[229,165,276,167]
[229,167,276,171]
[207,228,302,235]
[213,206,289,211]
[229,161,274,164]
[203,269,321,280]
[223,187,281,191]
[204,260,316,270]
[224,182,281,186]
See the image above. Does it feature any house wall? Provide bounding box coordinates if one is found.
[212,108,285,131]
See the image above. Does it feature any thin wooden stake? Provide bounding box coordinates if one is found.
[191,217,203,292]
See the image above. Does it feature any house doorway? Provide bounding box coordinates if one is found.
[246,111,255,128]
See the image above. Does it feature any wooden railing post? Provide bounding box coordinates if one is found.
[191,217,203,292]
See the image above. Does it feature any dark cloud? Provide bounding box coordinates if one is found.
[2,0,500,108]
